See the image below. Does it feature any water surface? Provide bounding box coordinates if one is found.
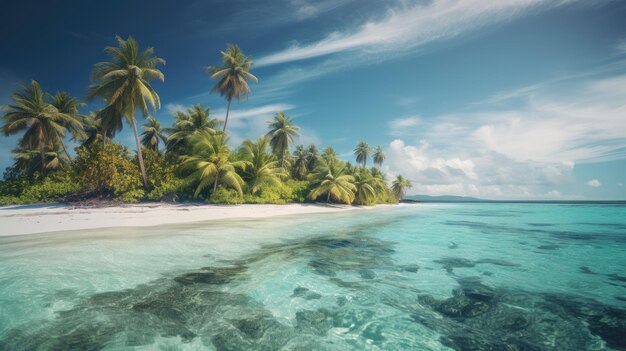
[1,203,625,350]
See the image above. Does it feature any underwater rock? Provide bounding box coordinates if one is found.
[536,244,560,250]
[399,264,420,273]
[291,286,322,300]
[542,294,626,350]
[474,259,520,267]
[358,269,377,279]
[608,273,626,283]
[174,266,246,285]
[579,266,597,275]
[448,242,459,249]
[295,309,334,336]
[434,257,476,273]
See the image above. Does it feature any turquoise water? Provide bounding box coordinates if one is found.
[0,203,625,350]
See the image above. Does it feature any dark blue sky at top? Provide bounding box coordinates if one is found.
[1,0,625,199]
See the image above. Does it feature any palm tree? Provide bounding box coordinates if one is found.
[267,111,299,168]
[51,91,86,153]
[391,175,412,201]
[308,158,356,204]
[321,146,337,164]
[10,145,70,177]
[140,117,166,151]
[207,44,257,132]
[373,145,385,167]
[353,169,379,206]
[87,35,165,187]
[240,136,284,195]
[179,132,247,197]
[1,80,81,177]
[291,145,308,180]
[354,141,371,167]
[166,105,222,155]
[306,144,319,171]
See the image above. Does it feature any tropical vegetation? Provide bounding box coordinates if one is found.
[0,38,412,206]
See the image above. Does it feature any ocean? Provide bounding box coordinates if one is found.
[0,203,625,350]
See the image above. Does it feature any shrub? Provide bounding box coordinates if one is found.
[208,186,243,204]
[284,180,311,203]
[72,143,144,202]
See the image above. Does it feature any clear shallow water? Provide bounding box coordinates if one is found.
[0,203,625,350]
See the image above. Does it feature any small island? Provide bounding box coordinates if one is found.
[0,39,412,208]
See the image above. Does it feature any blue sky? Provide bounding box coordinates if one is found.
[1,0,625,199]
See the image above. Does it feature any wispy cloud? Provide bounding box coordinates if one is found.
[256,0,575,67]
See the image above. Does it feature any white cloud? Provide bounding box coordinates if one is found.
[380,71,626,199]
[586,179,601,187]
[165,103,188,114]
[256,0,576,67]
[389,116,421,132]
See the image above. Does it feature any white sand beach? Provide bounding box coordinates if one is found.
[0,203,374,237]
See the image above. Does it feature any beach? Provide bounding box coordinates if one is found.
[0,203,371,237]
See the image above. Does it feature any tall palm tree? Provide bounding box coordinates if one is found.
[373,145,385,167]
[240,136,284,195]
[1,80,81,177]
[291,145,308,180]
[179,132,247,197]
[87,35,165,187]
[308,158,356,204]
[140,117,166,151]
[354,141,371,167]
[267,111,299,168]
[391,175,412,201]
[207,45,257,132]
[166,105,221,155]
[306,144,319,171]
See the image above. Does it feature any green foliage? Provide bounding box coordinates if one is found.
[208,186,243,204]
[267,111,299,168]
[0,171,80,205]
[284,180,311,203]
[141,149,183,201]
[73,143,144,201]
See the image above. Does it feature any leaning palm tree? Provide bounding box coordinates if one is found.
[391,175,412,201]
[373,145,385,167]
[267,111,299,168]
[179,132,247,197]
[87,35,165,187]
[140,117,167,151]
[240,136,284,195]
[207,44,257,132]
[308,158,356,204]
[1,80,81,177]
[354,141,371,167]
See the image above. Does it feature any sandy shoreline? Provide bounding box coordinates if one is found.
[0,203,379,237]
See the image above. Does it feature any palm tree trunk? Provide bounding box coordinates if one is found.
[213,174,219,193]
[222,98,232,132]
[130,117,149,188]
[39,141,46,178]
[326,192,331,203]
